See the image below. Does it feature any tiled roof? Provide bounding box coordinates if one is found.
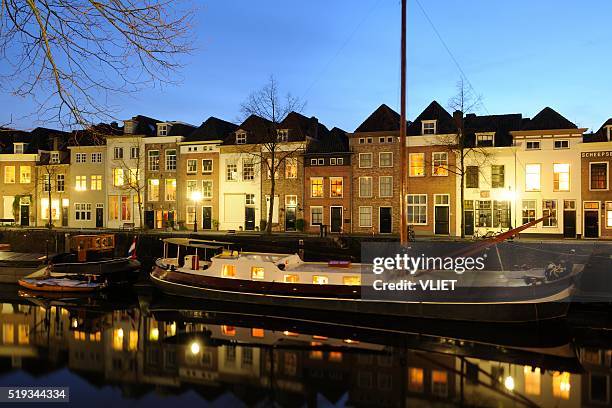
[167,122,197,137]
[225,114,273,145]
[186,117,238,142]
[464,113,523,147]
[280,111,325,141]
[306,127,349,154]
[583,118,612,143]
[355,104,403,133]
[521,107,577,130]
[406,101,456,136]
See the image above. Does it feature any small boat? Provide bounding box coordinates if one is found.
[48,234,140,282]
[0,251,52,283]
[150,224,585,324]
[18,277,105,293]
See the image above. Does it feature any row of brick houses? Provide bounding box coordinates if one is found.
[1,102,611,238]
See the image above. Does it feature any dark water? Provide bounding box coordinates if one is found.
[0,286,610,408]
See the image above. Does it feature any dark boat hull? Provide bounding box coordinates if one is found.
[150,267,573,323]
[50,258,141,281]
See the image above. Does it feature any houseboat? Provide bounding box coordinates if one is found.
[150,237,585,324]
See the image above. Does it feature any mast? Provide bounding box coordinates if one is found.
[399,0,408,245]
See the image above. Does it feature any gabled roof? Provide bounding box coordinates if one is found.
[186,117,238,142]
[280,111,325,141]
[0,127,70,153]
[520,107,577,131]
[306,127,349,154]
[225,114,273,145]
[355,104,403,133]
[464,113,523,147]
[406,101,456,136]
[584,118,612,143]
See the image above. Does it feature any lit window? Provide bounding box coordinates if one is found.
[120,196,131,221]
[379,176,393,198]
[251,328,264,338]
[359,207,372,227]
[312,275,328,284]
[407,194,427,225]
[251,267,265,280]
[113,328,124,351]
[113,168,124,186]
[311,177,323,198]
[343,276,361,285]
[432,370,448,397]
[329,351,343,362]
[432,152,448,176]
[128,330,138,351]
[522,200,537,225]
[422,120,436,135]
[4,166,15,183]
[359,177,372,198]
[553,164,570,191]
[284,274,299,283]
[526,164,541,191]
[187,159,197,173]
[409,153,425,177]
[285,195,297,206]
[76,175,87,191]
[222,264,236,278]
[165,179,176,201]
[526,141,540,150]
[148,179,160,201]
[330,177,343,197]
[379,152,393,167]
[285,158,297,179]
[408,367,424,392]
[359,153,372,168]
[19,166,31,184]
[221,325,236,336]
[554,140,569,149]
[607,202,612,228]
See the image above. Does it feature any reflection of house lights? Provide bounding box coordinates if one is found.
[149,328,159,341]
[190,341,200,355]
[117,328,124,338]
[504,375,515,391]
[71,318,78,328]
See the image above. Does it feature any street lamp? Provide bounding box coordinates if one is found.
[191,191,202,233]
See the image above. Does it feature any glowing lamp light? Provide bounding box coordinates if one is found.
[149,328,159,341]
[191,191,202,202]
[62,199,69,207]
[498,189,516,201]
[117,328,124,338]
[190,341,200,355]
[504,375,515,391]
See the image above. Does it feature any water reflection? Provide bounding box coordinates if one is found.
[0,290,609,407]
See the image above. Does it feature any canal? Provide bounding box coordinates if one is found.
[0,284,610,407]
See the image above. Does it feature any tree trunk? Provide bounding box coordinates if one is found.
[48,185,52,229]
[460,152,465,239]
[266,159,275,235]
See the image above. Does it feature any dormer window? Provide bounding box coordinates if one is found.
[124,120,135,134]
[13,143,25,154]
[50,151,60,164]
[554,140,569,149]
[236,131,247,144]
[476,133,494,147]
[277,129,289,142]
[422,120,436,135]
[157,124,168,136]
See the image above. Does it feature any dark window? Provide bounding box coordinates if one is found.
[591,163,608,190]
[476,201,492,227]
[466,166,479,188]
[491,165,505,188]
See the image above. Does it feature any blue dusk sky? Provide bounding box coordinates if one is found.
[1,0,611,132]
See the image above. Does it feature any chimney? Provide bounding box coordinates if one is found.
[453,110,463,129]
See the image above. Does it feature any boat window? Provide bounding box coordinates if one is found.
[222,264,236,278]
[284,274,299,283]
[221,325,236,336]
[313,275,329,284]
[251,328,265,338]
[343,276,361,286]
[251,267,265,280]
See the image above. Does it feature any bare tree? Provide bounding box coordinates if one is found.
[240,76,305,234]
[0,0,194,128]
[438,79,489,238]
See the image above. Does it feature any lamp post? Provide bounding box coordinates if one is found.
[191,191,202,233]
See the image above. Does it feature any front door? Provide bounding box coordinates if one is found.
[435,206,450,235]
[145,210,154,229]
[563,200,576,238]
[464,201,474,236]
[19,205,29,226]
[202,207,212,230]
[584,210,599,238]
[330,206,343,233]
[245,207,255,231]
[61,206,68,227]
[379,207,392,234]
[96,206,104,228]
[285,207,296,231]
